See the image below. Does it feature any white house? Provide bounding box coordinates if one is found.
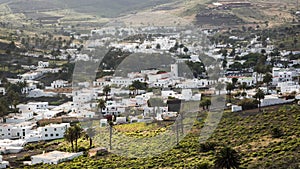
[151,78,171,88]
[231,105,242,112]
[110,77,133,87]
[176,79,216,88]
[272,68,298,85]
[17,102,49,114]
[277,81,300,93]
[0,122,36,139]
[33,110,61,120]
[181,89,192,100]
[100,119,108,127]
[0,139,25,154]
[161,90,177,99]
[69,109,95,118]
[50,80,69,89]
[37,123,70,141]
[93,78,111,87]
[72,90,94,104]
[22,84,37,94]
[0,155,9,168]
[19,71,43,80]
[0,87,5,95]
[260,95,294,107]
[37,61,49,68]
[101,101,126,116]
[27,89,56,98]
[238,77,256,86]
[5,110,34,123]
[148,72,171,83]
[31,151,83,165]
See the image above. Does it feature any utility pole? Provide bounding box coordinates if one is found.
[109,121,113,150]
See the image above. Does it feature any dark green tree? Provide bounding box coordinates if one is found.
[97,99,106,114]
[103,85,111,101]
[263,73,272,94]
[215,146,241,169]
[253,89,265,112]
[226,83,235,103]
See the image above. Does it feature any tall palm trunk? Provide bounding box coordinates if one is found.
[75,138,78,152]
[89,137,92,149]
[71,141,74,152]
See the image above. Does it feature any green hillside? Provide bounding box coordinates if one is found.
[22,105,300,169]
[5,0,175,17]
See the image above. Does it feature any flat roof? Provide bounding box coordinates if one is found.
[32,151,81,160]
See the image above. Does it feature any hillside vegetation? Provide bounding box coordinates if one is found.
[23,105,300,169]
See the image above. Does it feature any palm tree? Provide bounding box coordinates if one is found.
[97,99,106,114]
[263,73,272,94]
[239,82,247,92]
[216,82,225,95]
[85,128,96,149]
[226,83,235,103]
[108,121,114,150]
[215,146,241,169]
[64,127,75,152]
[73,124,83,152]
[130,80,147,95]
[200,98,211,110]
[103,85,111,101]
[253,89,265,112]
[231,78,238,86]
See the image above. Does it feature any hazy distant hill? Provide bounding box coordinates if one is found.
[5,0,175,17]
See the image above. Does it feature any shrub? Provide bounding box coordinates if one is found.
[238,98,258,110]
[199,142,217,152]
[271,127,284,138]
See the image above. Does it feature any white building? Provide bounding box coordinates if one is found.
[17,102,49,114]
[0,139,25,154]
[0,87,5,95]
[277,81,300,93]
[38,61,49,68]
[5,110,34,123]
[111,77,133,87]
[101,101,126,116]
[231,105,242,112]
[69,109,95,118]
[272,68,298,85]
[148,72,171,83]
[36,123,70,141]
[238,77,256,86]
[19,71,43,80]
[171,64,178,78]
[50,80,69,89]
[176,79,216,88]
[27,89,56,98]
[0,122,36,140]
[72,90,94,104]
[0,155,9,168]
[21,84,37,94]
[31,151,83,165]
[260,95,294,107]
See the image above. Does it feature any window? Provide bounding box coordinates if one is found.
[45,134,48,137]
[56,134,59,137]
[45,129,47,131]
[50,134,53,137]
[54,128,57,131]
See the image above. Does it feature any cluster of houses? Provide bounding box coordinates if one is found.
[1,25,300,167]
